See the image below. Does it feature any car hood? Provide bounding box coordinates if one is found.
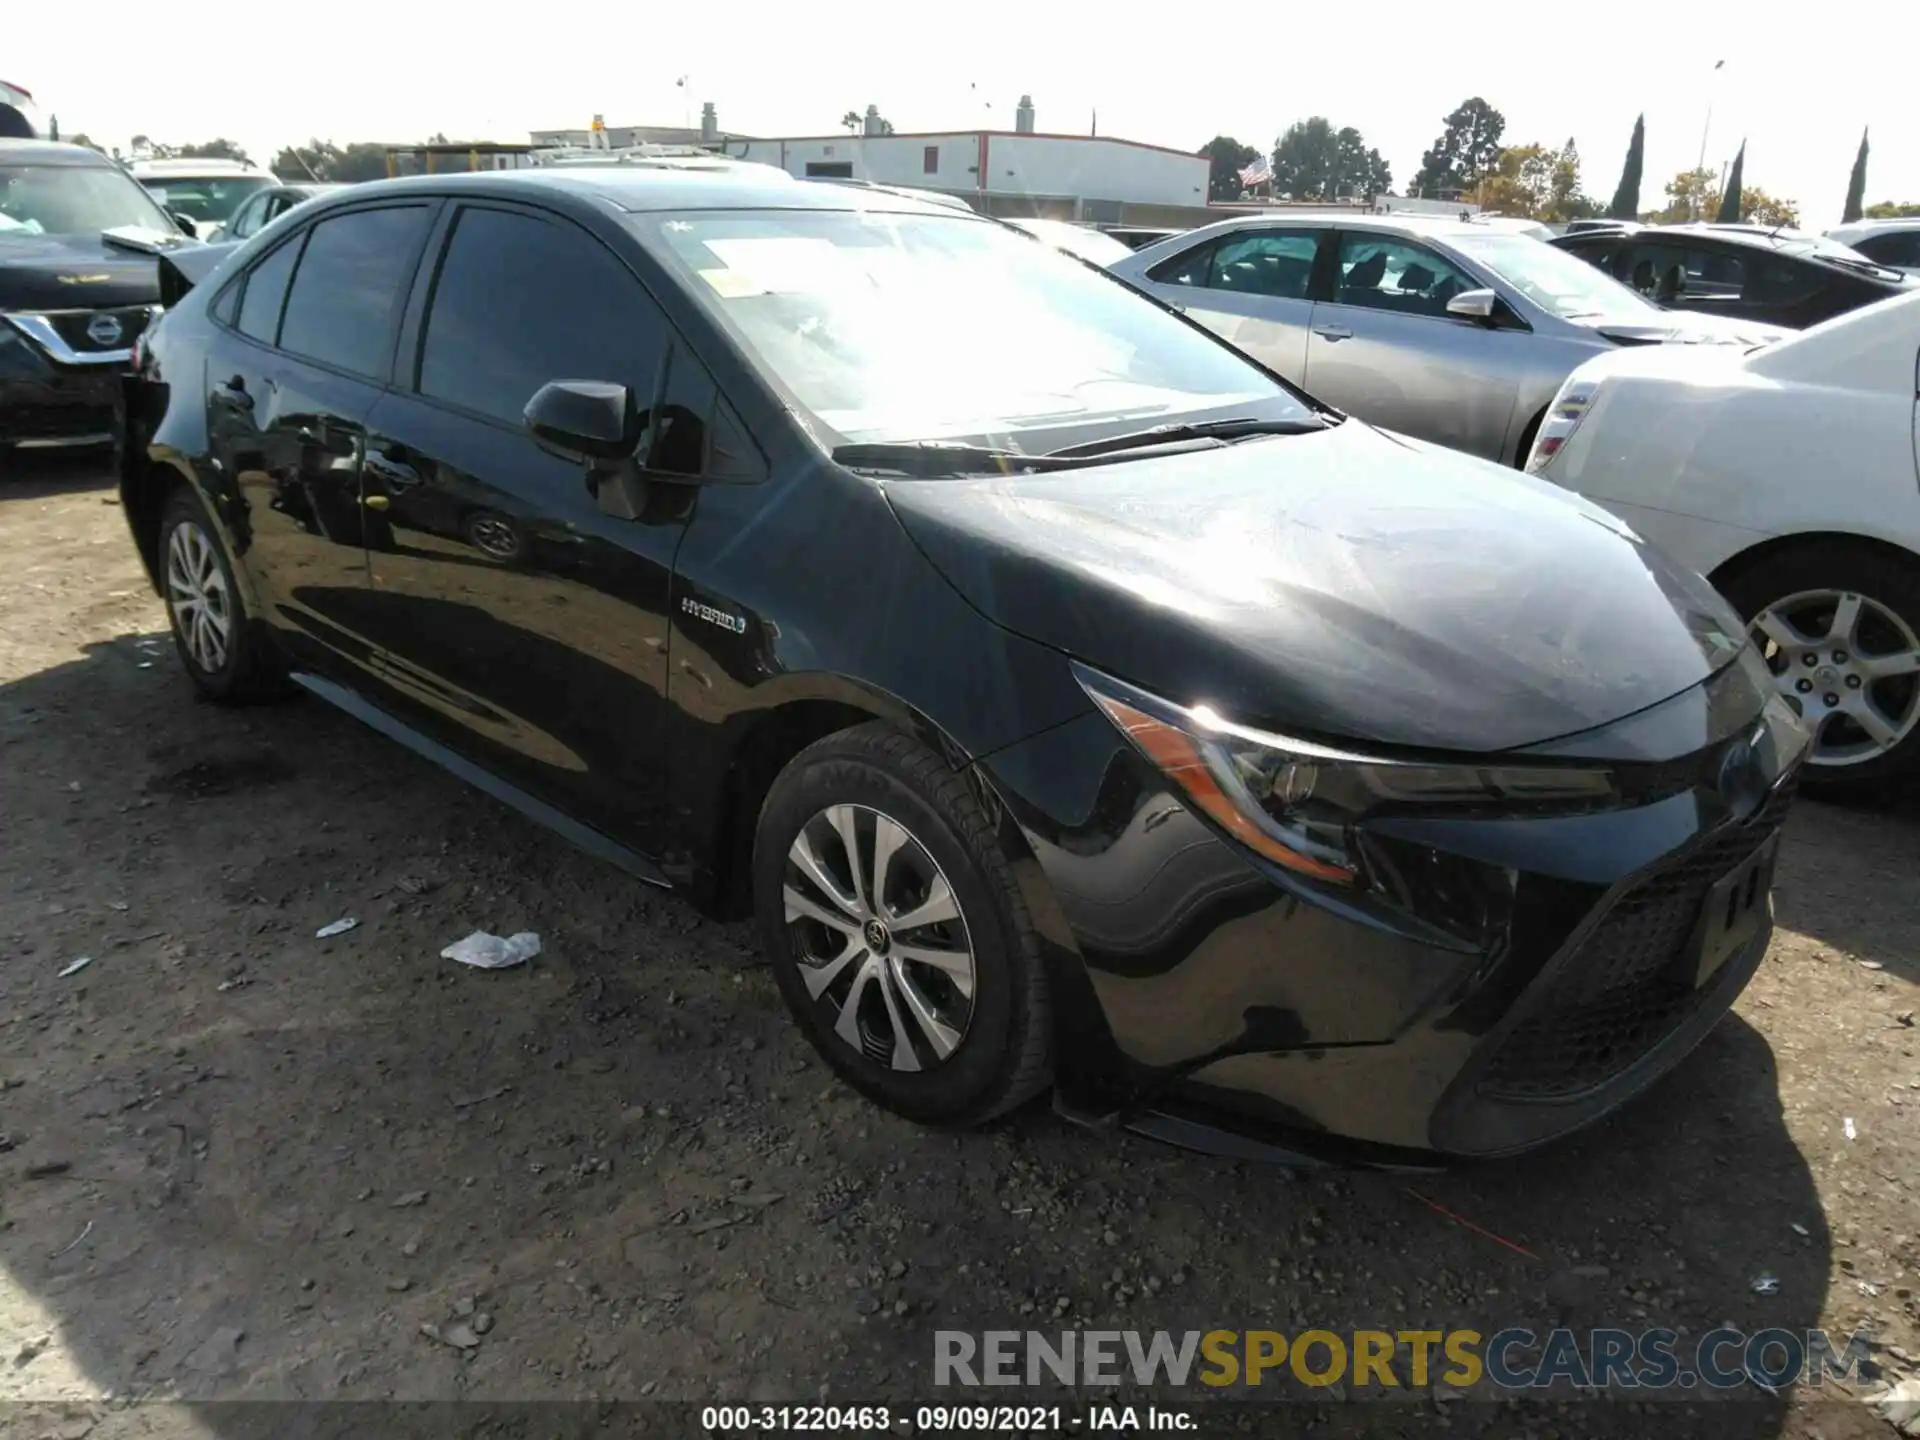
[0,232,165,309]
[1585,310,1790,348]
[884,422,1752,754]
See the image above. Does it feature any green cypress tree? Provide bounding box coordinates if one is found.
[1716,141,1746,223]
[1607,114,1644,220]
[1842,129,1869,224]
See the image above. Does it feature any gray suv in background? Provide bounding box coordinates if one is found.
[1111,215,1785,466]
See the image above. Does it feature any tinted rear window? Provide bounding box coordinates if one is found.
[279,206,430,380]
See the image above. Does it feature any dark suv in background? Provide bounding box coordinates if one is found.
[1,138,192,472]
[1551,220,1913,329]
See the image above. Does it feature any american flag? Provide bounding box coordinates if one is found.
[1237,154,1273,188]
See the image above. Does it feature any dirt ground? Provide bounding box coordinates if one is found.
[1,462,1916,1438]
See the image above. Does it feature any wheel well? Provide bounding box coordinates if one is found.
[700,699,896,921]
[1709,531,1920,596]
[122,453,188,594]
[1511,403,1548,469]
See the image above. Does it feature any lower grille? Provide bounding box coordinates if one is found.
[1480,784,1794,1101]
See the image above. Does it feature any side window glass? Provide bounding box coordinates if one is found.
[418,206,666,429]
[1747,258,1821,306]
[1860,232,1920,268]
[1680,247,1746,301]
[1147,241,1215,288]
[1333,235,1477,317]
[1205,232,1319,299]
[235,234,303,344]
[227,196,257,238]
[1623,244,1683,300]
[279,205,431,380]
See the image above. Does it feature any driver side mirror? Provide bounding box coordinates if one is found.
[1445,288,1499,321]
[168,210,199,239]
[524,380,640,461]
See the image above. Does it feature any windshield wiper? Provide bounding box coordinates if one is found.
[829,441,1085,478]
[1042,415,1329,459]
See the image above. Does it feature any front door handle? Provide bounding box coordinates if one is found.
[1313,325,1353,342]
[362,494,391,511]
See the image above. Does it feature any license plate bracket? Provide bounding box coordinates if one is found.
[1679,834,1779,990]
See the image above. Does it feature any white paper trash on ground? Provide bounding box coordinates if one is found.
[315,917,359,939]
[441,931,541,970]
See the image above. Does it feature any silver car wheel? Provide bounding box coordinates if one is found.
[165,519,233,676]
[1754,587,1920,766]
[782,803,975,1072]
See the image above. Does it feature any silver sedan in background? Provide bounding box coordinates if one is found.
[1111,215,1786,466]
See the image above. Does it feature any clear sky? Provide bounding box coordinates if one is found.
[12,2,1919,224]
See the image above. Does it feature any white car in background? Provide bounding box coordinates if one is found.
[128,156,275,238]
[1526,289,1920,796]
[1827,218,1920,276]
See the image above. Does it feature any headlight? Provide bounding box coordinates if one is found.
[1076,664,1616,885]
[1525,378,1599,474]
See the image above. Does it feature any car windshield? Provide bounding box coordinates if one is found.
[1009,219,1135,267]
[1451,231,1658,319]
[646,209,1312,449]
[138,174,272,225]
[0,161,177,237]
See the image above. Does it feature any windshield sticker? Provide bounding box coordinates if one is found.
[698,267,767,300]
[703,237,864,297]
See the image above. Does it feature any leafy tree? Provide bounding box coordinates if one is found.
[1607,114,1645,220]
[1738,187,1799,228]
[330,143,394,184]
[1715,141,1745,223]
[1546,138,1601,221]
[1842,129,1869,224]
[1409,97,1505,198]
[840,110,860,134]
[68,132,102,152]
[1333,126,1391,200]
[1201,135,1259,201]
[177,138,253,166]
[1864,199,1920,218]
[271,140,342,181]
[1471,143,1551,217]
[1271,117,1389,202]
[1655,168,1718,224]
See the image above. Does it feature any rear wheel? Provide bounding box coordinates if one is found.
[158,486,291,703]
[753,723,1051,1126]
[1718,541,1920,799]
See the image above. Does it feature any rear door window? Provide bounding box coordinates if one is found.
[1146,240,1216,288]
[415,204,668,429]
[1204,231,1321,299]
[278,205,432,380]
[1856,231,1920,269]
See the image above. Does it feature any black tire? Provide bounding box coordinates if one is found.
[753,722,1052,1126]
[157,485,292,704]
[1717,540,1920,800]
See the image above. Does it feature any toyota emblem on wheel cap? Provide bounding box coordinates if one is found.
[86,313,124,347]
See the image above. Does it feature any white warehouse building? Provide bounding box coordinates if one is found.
[723,99,1210,227]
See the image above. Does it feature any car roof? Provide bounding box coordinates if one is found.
[129,157,271,176]
[319,167,971,216]
[0,137,117,167]
[1830,218,1920,235]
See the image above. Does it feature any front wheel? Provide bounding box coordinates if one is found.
[752,723,1052,1126]
[1719,541,1920,799]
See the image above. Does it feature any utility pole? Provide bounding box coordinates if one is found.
[1695,58,1726,219]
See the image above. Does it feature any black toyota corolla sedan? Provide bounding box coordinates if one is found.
[118,167,1808,1164]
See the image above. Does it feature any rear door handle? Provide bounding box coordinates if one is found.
[1313,326,1353,342]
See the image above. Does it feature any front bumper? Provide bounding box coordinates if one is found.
[977,657,1803,1164]
[0,365,124,452]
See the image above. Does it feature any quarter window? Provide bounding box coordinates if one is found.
[235,234,302,344]
[1332,235,1477,317]
[417,205,667,430]
[278,205,430,379]
[1146,241,1215,288]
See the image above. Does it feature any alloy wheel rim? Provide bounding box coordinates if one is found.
[165,520,232,675]
[1752,587,1920,767]
[783,803,976,1072]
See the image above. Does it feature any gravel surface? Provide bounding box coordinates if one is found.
[1,463,1915,1438]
